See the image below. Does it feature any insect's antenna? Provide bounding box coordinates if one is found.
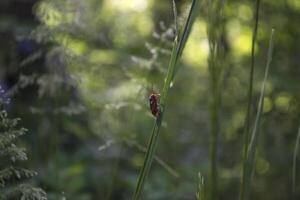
[136,82,152,101]
[151,83,154,93]
[147,83,154,94]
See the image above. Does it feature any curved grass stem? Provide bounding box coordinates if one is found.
[292,125,300,200]
[132,1,200,199]
[240,29,275,200]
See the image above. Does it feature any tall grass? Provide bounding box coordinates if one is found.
[292,125,300,200]
[242,0,261,169]
[240,0,261,199]
[240,29,275,200]
[206,0,225,199]
[196,172,205,200]
[132,1,200,199]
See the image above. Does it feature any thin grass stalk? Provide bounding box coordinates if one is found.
[240,0,261,198]
[196,172,206,200]
[132,1,200,199]
[208,67,221,200]
[206,0,225,199]
[292,125,300,200]
[240,29,275,200]
[169,0,200,84]
[242,0,261,164]
[124,138,179,177]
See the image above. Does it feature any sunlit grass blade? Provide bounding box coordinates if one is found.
[196,172,206,200]
[172,0,178,36]
[292,125,300,200]
[169,0,200,83]
[132,1,200,200]
[240,29,275,200]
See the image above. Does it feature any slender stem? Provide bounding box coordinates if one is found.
[242,0,261,169]
[125,139,179,177]
[132,121,162,200]
[208,86,220,200]
[292,125,300,200]
[206,1,225,199]
[132,1,200,199]
[240,0,261,199]
[240,29,275,200]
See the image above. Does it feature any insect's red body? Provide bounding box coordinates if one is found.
[149,93,160,117]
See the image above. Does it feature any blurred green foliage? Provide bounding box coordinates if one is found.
[0,0,299,199]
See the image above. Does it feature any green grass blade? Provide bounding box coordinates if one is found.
[206,0,225,199]
[242,0,261,172]
[124,138,179,178]
[292,125,300,200]
[169,0,200,84]
[132,1,200,200]
[240,29,275,200]
[196,172,206,200]
[240,1,261,199]
[172,0,178,36]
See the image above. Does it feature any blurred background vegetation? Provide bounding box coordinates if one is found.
[0,0,299,199]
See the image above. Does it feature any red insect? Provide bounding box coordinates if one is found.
[149,92,160,117]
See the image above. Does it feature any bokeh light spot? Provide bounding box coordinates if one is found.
[238,4,252,21]
[263,97,273,113]
[275,93,292,112]
[183,20,208,71]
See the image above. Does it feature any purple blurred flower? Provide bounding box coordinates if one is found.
[0,85,11,105]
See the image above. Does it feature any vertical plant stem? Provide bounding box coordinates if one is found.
[196,172,206,200]
[242,0,261,177]
[208,48,222,200]
[240,0,261,198]
[240,29,275,200]
[132,121,162,200]
[292,125,300,200]
[132,1,200,199]
[206,0,225,199]
[208,83,220,200]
